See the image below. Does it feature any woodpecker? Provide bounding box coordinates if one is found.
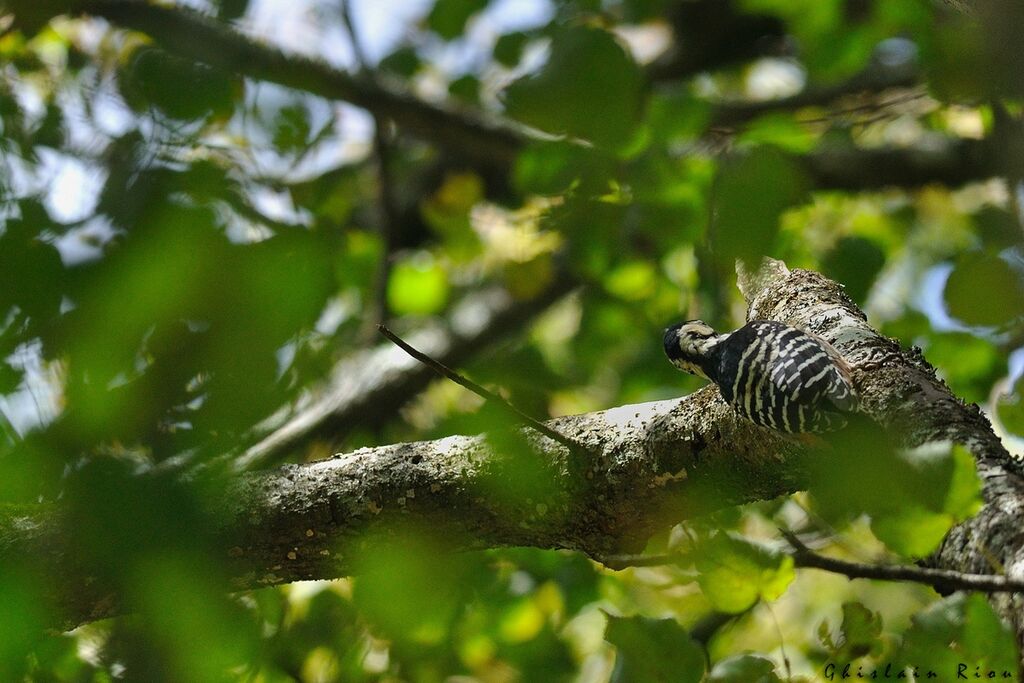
[663,319,858,433]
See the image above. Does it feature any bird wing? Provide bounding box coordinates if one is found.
[768,329,858,413]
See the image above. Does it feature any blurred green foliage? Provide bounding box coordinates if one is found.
[0,0,1021,679]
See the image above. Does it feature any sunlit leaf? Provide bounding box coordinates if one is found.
[997,375,1024,438]
[694,533,795,613]
[387,258,450,315]
[922,331,1007,405]
[353,528,480,645]
[944,445,984,520]
[514,140,614,195]
[604,261,658,301]
[870,506,954,558]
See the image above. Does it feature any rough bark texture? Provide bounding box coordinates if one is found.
[742,260,1024,670]
[9,259,1024,666]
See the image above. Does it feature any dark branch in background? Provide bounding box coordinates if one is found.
[799,136,1005,191]
[377,324,586,458]
[77,1,1017,194]
[235,276,577,471]
[83,0,529,167]
[645,0,787,83]
[339,0,399,336]
[709,66,922,129]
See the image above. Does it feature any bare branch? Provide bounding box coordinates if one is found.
[377,324,587,458]
[782,530,1024,594]
[709,69,922,129]
[602,536,1024,594]
[235,277,577,471]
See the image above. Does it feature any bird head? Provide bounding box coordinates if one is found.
[663,320,722,380]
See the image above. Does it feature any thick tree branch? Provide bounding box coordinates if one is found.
[12,258,1020,635]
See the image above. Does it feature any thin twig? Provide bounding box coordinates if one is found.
[602,531,1024,594]
[377,324,586,456]
[340,0,398,336]
[781,529,1024,594]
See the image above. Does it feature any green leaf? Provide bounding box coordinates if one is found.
[997,375,1024,438]
[694,533,795,613]
[899,593,1018,679]
[710,147,808,268]
[707,654,781,683]
[448,73,481,104]
[271,103,312,151]
[503,26,643,150]
[821,236,886,305]
[494,31,529,67]
[379,46,422,78]
[604,261,657,301]
[121,47,237,121]
[646,87,711,143]
[818,602,884,661]
[870,506,953,558]
[387,258,450,315]
[974,206,1021,251]
[605,615,704,683]
[921,331,1007,405]
[945,252,1024,328]
[215,0,249,21]
[810,434,982,558]
[513,140,614,195]
[353,529,481,645]
[426,0,488,41]
[945,445,984,520]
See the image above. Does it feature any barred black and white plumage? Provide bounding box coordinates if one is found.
[663,319,858,433]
